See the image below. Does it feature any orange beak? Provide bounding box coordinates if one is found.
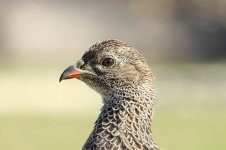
[59,66,81,82]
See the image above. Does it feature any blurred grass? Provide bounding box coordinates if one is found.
[0,61,226,150]
[0,108,226,150]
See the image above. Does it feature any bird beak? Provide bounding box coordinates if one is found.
[59,65,81,82]
[59,65,96,82]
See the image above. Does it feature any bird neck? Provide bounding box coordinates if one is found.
[102,87,156,133]
[92,87,158,148]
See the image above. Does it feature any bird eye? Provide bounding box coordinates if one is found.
[102,58,115,67]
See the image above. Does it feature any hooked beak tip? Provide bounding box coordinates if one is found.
[59,74,64,82]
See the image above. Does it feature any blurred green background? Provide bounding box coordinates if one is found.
[0,0,226,150]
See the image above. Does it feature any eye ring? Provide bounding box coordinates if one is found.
[101,57,115,67]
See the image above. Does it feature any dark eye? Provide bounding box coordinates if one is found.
[102,58,115,67]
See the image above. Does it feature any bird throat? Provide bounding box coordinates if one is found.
[83,87,159,150]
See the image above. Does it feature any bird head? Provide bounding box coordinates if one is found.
[60,39,154,96]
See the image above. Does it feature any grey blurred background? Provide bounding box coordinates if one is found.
[0,1,226,150]
[1,0,226,63]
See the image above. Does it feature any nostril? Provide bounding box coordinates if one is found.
[80,64,86,70]
[76,59,85,69]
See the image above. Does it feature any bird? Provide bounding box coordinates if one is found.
[59,39,160,150]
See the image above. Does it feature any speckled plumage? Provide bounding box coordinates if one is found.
[62,39,160,150]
